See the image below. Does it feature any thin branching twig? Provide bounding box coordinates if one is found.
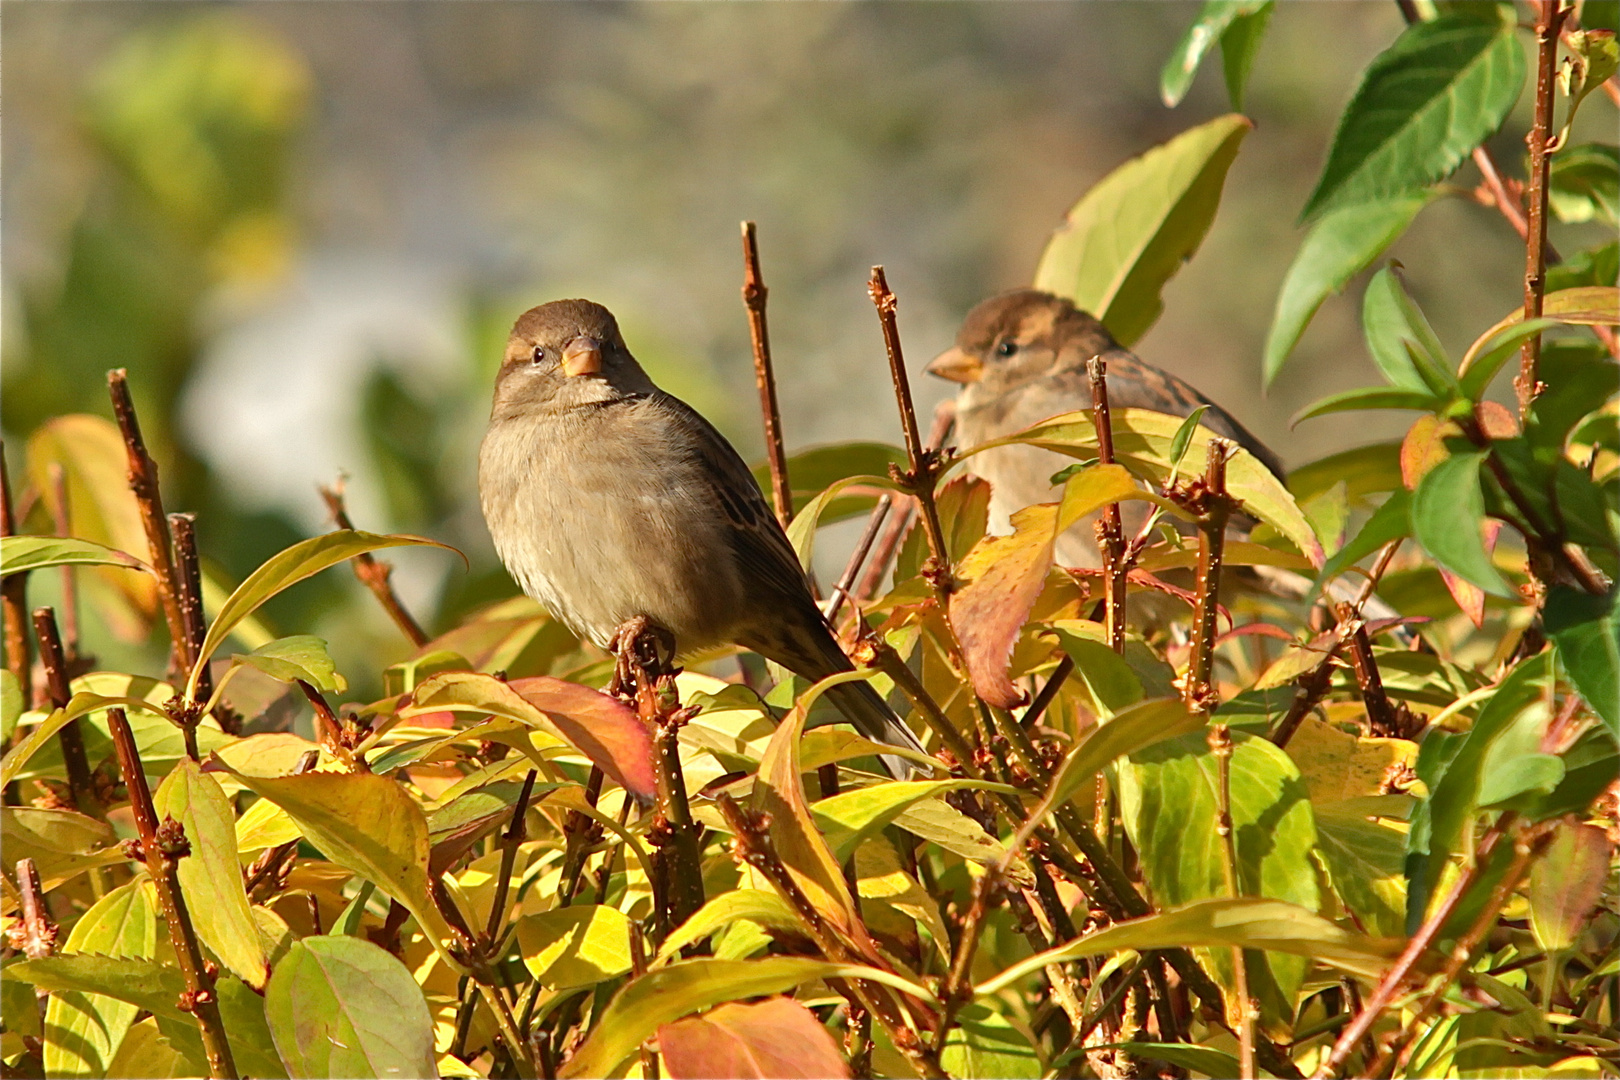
[740,222,793,528]
[319,480,430,647]
[1516,0,1571,417]
[1086,356,1129,653]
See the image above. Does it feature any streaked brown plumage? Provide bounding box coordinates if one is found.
[479,299,927,775]
[929,289,1283,571]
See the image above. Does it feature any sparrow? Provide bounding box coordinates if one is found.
[478,299,928,776]
[925,288,1395,630]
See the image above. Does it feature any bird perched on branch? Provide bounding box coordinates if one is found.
[928,289,1359,617]
[479,299,928,776]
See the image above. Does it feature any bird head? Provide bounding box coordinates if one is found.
[492,299,656,417]
[927,289,1117,404]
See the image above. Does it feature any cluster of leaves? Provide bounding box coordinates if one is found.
[2,2,1617,1079]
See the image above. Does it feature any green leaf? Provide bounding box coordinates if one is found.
[1264,194,1435,386]
[264,936,435,1080]
[812,779,1016,864]
[1034,114,1252,346]
[1160,1,1271,107]
[1457,317,1567,400]
[1040,697,1205,817]
[560,957,933,1079]
[10,956,189,1023]
[1,672,22,746]
[516,904,633,990]
[1167,405,1211,475]
[222,768,457,959]
[1062,1042,1241,1078]
[187,530,458,702]
[1529,821,1612,952]
[656,891,799,964]
[1219,3,1274,110]
[1548,143,1619,225]
[1545,586,1620,738]
[0,692,160,790]
[976,897,1393,998]
[1309,489,1412,606]
[781,474,901,570]
[42,881,157,1079]
[940,1002,1042,1079]
[1555,33,1620,146]
[751,442,907,522]
[229,635,346,695]
[1545,240,1619,293]
[153,759,268,988]
[1119,732,1320,1027]
[1292,386,1441,424]
[1361,264,1454,393]
[1411,450,1514,597]
[1301,10,1525,219]
[0,535,146,577]
[1314,803,1408,938]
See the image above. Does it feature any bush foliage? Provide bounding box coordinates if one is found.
[2,3,1617,1079]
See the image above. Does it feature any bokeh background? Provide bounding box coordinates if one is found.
[3,2,1589,690]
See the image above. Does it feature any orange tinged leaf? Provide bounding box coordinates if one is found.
[659,997,850,1079]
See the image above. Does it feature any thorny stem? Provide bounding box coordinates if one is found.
[741,222,794,528]
[1336,602,1402,737]
[619,622,704,941]
[1516,0,1570,419]
[1,441,34,711]
[1312,812,1520,1079]
[107,707,238,1079]
[319,481,430,647]
[556,766,604,907]
[868,268,953,600]
[169,513,221,740]
[1209,721,1254,1079]
[934,871,997,1052]
[823,494,892,624]
[1086,356,1129,653]
[715,793,946,1080]
[628,922,660,1080]
[32,607,98,817]
[107,370,189,677]
[1367,820,1556,1079]
[1183,439,1234,716]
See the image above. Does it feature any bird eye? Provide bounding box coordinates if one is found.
[531,346,546,365]
[995,340,1018,357]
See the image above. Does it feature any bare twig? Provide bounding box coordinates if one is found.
[1311,813,1520,1079]
[1020,653,1073,733]
[108,707,238,1079]
[483,768,538,946]
[1209,719,1254,1079]
[1516,0,1571,418]
[168,514,228,739]
[318,481,429,647]
[854,402,954,602]
[107,370,189,675]
[868,268,953,600]
[740,222,793,528]
[823,495,892,625]
[1,441,34,710]
[1181,440,1234,717]
[32,607,98,817]
[1086,357,1129,653]
[556,766,604,908]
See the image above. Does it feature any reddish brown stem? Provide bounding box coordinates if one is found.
[1183,440,1234,717]
[32,607,98,816]
[1,441,34,711]
[107,707,238,1079]
[168,514,223,743]
[854,402,954,601]
[1516,0,1570,419]
[107,370,189,675]
[740,222,793,528]
[1335,602,1400,736]
[1312,813,1519,1079]
[318,482,429,648]
[1086,357,1129,653]
[868,268,952,599]
[823,494,892,624]
[13,858,57,959]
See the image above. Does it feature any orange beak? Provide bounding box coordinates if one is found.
[562,335,603,377]
[926,346,984,384]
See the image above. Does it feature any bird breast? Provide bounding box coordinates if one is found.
[477,398,748,650]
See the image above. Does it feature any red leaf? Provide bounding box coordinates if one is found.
[949,504,1057,708]
[507,676,657,799]
[659,998,850,1080]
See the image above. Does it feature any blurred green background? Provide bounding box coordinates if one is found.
[2,2,1593,693]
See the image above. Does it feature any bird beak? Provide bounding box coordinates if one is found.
[926,346,983,384]
[562,336,603,377]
